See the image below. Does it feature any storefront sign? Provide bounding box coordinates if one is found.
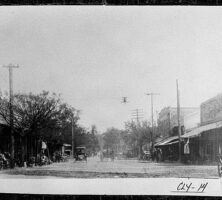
[201,94,222,125]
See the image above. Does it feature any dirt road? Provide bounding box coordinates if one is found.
[0,157,219,178]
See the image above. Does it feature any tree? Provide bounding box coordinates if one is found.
[102,127,122,153]
[0,91,79,161]
[87,125,100,154]
[125,120,152,158]
[68,125,99,156]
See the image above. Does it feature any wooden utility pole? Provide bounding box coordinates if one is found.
[71,117,74,158]
[131,108,144,159]
[131,109,144,124]
[146,93,159,149]
[3,64,19,167]
[176,79,182,162]
[168,111,171,135]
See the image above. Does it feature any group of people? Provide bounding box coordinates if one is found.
[151,148,163,162]
[99,149,115,161]
[0,143,71,169]
[52,151,68,162]
[0,151,11,169]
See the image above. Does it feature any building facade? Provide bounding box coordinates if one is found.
[181,93,222,163]
[155,106,200,162]
[200,93,222,126]
[199,93,222,162]
[157,107,200,138]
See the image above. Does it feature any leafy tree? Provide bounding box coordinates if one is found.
[0,91,80,161]
[71,125,99,155]
[102,127,122,152]
[125,120,152,157]
[0,91,79,139]
[87,125,100,154]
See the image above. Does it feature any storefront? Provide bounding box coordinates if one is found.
[154,136,179,161]
[182,121,222,163]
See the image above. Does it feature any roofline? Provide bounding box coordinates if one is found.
[169,107,199,109]
[160,106,199,110]
[201,93,222,106]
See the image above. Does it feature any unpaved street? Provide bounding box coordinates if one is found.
[0,157,219,178]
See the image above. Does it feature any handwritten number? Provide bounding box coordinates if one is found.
[176,182,208,193]
[197,183,208,193]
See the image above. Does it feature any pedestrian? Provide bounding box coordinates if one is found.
[184,138,190,163]
[152,148,157,162]
[159,148,163,162]
[100,151,104,161]
[156,148,162,162]
[111,149,114,161]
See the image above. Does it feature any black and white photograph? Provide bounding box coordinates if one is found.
[0,6,222,197]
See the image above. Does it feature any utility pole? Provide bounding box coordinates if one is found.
[131,109,144,124]
[131,108,144,159]
[145,93,159,150]
[71,117,74,158]
[71,109,81,158]
[176,80,182,162]
[168,111,171,135]
[3,64,19,167]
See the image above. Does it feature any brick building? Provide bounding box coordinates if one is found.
[182,93,222,163]
[157,107,200,139]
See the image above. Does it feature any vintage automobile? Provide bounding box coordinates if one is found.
[142,150,151,161]
[74,147,87,161]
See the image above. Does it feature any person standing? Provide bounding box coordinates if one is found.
[184,138,190,163]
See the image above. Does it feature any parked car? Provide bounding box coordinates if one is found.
[74,147,87,161]
[142,150,151,161]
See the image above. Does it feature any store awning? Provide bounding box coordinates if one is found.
[63,143,71,147]
[182,121,222,138]
[154,136,178,147]
[167,140,179,145]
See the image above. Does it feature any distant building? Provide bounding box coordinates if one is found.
[182,93,222,163]
[156,93,222,163]
[155,106,200,162]
[62,143,72,155]
[0,116,10,153]
[157,107,200,138]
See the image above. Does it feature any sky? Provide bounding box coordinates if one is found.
[0,7,222,133]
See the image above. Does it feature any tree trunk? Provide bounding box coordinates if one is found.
[21,137,25,166]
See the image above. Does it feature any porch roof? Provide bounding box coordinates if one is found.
[63,143,71,147]
[182,121,222,138]
[154,136,178,147]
